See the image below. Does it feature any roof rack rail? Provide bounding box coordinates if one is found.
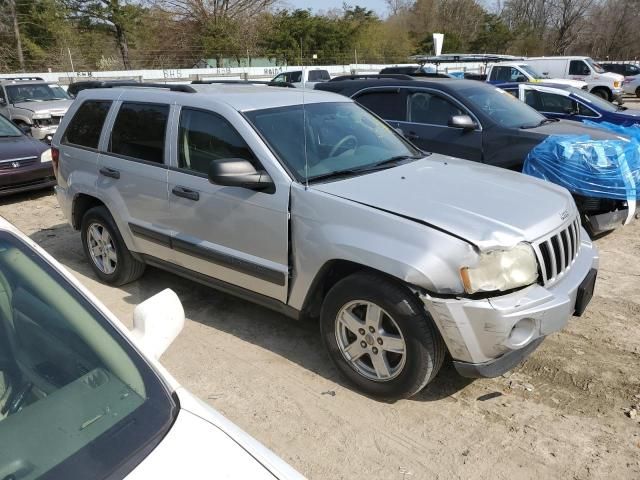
[329,74,415,82]
[0,76,44,81]
[82,81,196,93]
[192,79,297,88]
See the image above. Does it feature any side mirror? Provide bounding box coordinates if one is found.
[208,158,274,192]
[131,289,185,360]
[0,98,6,106]
[515,76,528,82]
[448,115,477,131]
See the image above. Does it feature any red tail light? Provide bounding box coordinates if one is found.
[51,147,59,178]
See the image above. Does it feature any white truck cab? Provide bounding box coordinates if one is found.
[486,62,588,90]
[526,57,624,102]
[270,67,330,88]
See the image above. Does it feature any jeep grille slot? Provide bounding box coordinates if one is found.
[534,217,581,285]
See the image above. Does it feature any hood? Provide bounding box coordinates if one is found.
[311,155,576,249]
[126,409,279,479]
[530,119,627,140]
[12,99,72,115]
[0,135,48,161]
[541,78,586,89]
[616,108,640,118]
[601,71,625,82]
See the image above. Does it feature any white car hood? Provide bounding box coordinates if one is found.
[127,388,305,479]
[541,78,587,89]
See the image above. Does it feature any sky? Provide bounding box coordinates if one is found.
[284,0,390,15]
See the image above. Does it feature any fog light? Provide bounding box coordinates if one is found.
[507,318,536,348]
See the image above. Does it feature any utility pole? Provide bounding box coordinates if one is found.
[300,37,303,66]
[8,0,25,71]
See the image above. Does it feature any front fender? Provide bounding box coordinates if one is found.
[287,185,477,310]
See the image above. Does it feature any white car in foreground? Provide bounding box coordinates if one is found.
[0,217,304,479]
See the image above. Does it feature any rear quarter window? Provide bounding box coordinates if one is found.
[62,100,112,149]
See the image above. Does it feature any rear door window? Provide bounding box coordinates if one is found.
[355,90,407,121]
[308,70,330,81]
[538,91,577,114]
[109,102,169,163]
[409,92,464,126]
[490,66,510,82]
[62,100,112,149]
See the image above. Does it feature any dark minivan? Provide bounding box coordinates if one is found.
[0,113,54,197]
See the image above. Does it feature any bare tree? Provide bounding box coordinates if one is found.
[160,0,277,26]
[549,0,593,54]
[4,0,24,71]
[385,0,413,16]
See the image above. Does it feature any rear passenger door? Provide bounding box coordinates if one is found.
[352,88,408,128]
[98,101,173,261]
[166,107,290,301]
[400,89,482,161]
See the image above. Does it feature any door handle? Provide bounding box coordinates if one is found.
[172,186,199,201]
[99,167,120,179]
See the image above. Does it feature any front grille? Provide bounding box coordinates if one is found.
[533,217,581,285]
[0,157,38,171]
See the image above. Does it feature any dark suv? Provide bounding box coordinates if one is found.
[315,76,629,234]
[600,62,640,77]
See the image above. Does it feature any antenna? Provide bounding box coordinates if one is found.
[302,74,309,190]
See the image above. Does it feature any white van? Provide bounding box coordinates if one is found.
[526,57,624,101]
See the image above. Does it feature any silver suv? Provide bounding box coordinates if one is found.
[51,83,598,400]
[0,77,73,143]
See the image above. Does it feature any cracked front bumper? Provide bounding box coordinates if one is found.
[420,229,598,376]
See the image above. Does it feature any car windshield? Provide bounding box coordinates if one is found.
[6,84,70,103]
[245,102,421,182]
[570,87,619,112]
[520,64,545,79]
[0,231,175,480]
[0,115,22,137]
[586,58,606,74]
[459,84,545,128]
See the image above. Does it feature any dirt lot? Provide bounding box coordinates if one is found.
[2,182,639,479]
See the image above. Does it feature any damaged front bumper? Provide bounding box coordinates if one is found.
[420,228,599,378]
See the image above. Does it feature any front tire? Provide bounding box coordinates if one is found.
[81,206,145,286]
[320,272,446,400]
[591,88,610,101]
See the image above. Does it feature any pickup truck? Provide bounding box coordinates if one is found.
[485,62,588,90]
[270,68,331,88]
[52,83,598,401]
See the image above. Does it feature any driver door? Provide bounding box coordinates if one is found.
[165,107,290,301]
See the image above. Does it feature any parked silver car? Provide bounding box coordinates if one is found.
[0,77,73,143]
[51,83,598,400]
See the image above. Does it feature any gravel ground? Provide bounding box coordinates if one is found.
[2,137,640,479]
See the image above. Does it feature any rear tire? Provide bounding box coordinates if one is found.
[81,206,145,286]
[636,87,640,99]
[320,272,446,400]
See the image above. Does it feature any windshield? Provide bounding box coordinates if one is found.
[0,232,175,480]
[0,115,22,137]
[6,84,70,103]
[586,58,606,74]
[570,87,619,112]
[520,64,545,79]
[460,84,545,128]
[245,102,421,182]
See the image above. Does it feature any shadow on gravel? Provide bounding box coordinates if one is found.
[27,222,473,402]
[0,188,54,207]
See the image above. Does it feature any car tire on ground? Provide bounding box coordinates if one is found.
[320,272,446,401]
[80,206,145,286]
[636,87,640,99]
[591,88,610,101]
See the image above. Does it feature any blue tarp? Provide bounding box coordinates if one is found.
[523,135,640,202]
[582,120,640,142]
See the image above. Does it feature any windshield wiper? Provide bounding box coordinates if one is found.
[307,155,423,183]
[521,118,558,129]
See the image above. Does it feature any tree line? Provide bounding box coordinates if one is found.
[0,0,638,73]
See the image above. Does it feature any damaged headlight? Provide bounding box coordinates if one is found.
[460,243,538,294]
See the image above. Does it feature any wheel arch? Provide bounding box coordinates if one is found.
[300,259,420,320]
[590,86,612,100]
[71,193,107,230]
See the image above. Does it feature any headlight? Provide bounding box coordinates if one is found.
[40,149,52,163]
[614,81,621,88]
[460,243,538,294]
